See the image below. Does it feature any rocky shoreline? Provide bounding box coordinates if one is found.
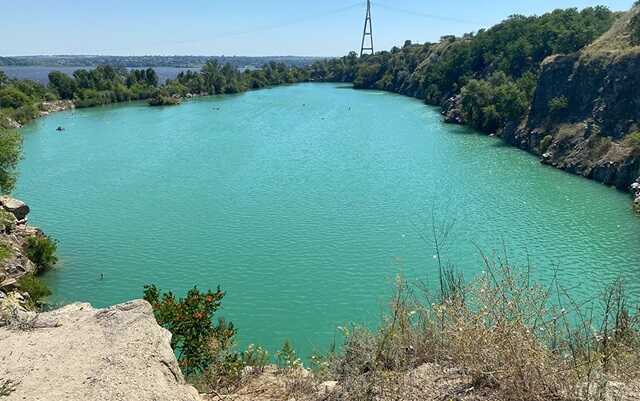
[440,48,640,209]
[633,178,640,213]
[0,196,42,287]
[0,196,49,320]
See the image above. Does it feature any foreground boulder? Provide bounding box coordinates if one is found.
[0,196,30,222]
[0,300,202,401]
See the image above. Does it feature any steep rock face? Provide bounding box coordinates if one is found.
[523,52,640,140]
[0,197,39,288]
[633,178,640,212]
[0,300,203,401]
[505,7,640,192]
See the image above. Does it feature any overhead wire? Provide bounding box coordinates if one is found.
[374,1,488,26]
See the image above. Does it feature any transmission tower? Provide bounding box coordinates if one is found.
[360,0,374,56]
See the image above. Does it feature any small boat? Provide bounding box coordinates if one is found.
[56,126,65,132]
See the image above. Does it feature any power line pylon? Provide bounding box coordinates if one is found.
[360,0,374,57]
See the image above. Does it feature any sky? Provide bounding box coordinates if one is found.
[0,0,636,57]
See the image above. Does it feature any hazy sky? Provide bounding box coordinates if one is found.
[1,0,635,57]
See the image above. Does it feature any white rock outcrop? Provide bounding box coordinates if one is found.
[0,300,203,401]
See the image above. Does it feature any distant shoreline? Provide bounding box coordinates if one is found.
[0,55,327,69]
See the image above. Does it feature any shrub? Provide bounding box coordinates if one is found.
[623,131,640,151]
[17,274,52,309]
[460,74,528,133]
[241,344,270,373]
[539,134,553,153]
[0,129,22,194]
[276,340,302,371]
[0,87,31,109]
[549,96,569,115]
[142,285,236,377]
[323,259,640,401]
[631,11,640,45]
[24,235,58,273]
[0,243,11,262]
[11,104,39,124]
[0,210,16,233]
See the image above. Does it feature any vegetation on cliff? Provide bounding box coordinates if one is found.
[0,129,21,194]
[304,4,640,195]
[24,235,57,273]
[307,6,616,132]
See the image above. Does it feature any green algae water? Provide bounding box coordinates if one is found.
[16,83,640,358]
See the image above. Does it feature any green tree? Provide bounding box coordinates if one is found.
[0,129,22,194]
[144,68,159,87]
[48,71,78,100]
[24,235,58,272]
[143,284,237,376]
[0,87,31,108]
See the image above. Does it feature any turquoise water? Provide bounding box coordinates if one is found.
[16,83,640,358]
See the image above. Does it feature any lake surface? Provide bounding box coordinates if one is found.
[16,83,640,359]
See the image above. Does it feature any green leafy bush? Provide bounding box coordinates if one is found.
[549,96,569,114]
[11,104,40,124]
[0,129,22,194]
[539,135,553,153]
[142,284,236,377]
[0,87,31,109]
[24,235,58,272]
[241,344,269,373]
[460,73,528,132]
[623,131,640,151]
[631,11,640,45]
[17,274,52,308]
[0,243,10,262]
[48,71,78,100]
[276,340,302,371]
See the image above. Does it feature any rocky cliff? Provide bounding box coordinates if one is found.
[0,300,203,401]
[504,5,640,193]
[0,196,40,289]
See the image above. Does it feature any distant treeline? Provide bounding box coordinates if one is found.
[0,55,324,69]
[0,61,311,124]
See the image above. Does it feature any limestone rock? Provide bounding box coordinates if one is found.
[0,196,30,221]
[633,178,640,213]
[39,100,75,116]
[0,300,203,401]
[441,95,464,124]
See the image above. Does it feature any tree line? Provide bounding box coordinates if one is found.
[307,6,617,134]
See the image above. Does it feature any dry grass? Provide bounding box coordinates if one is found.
[316,253,640,401]
[201,366,318,401]
[583,5,640,56]
[198,257,640,401]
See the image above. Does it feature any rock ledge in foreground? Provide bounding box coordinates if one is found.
[0,299,202,401]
